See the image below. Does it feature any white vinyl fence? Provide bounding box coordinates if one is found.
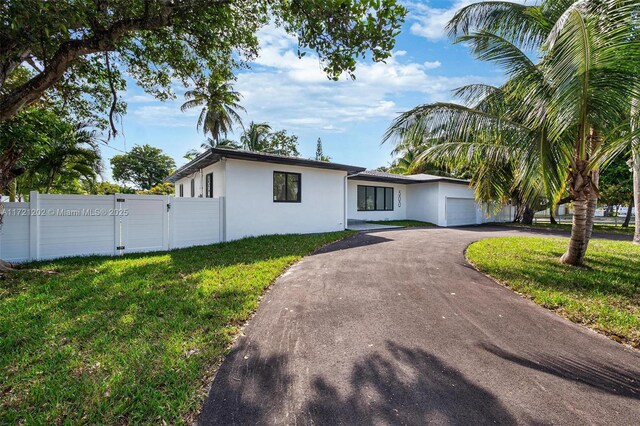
[0,192,224,263]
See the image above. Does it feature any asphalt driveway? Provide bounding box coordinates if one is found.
[199,227,640,425]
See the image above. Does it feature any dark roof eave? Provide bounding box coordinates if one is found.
[164,151,218,183]
[209,148,365,172]
[348,175,471,186]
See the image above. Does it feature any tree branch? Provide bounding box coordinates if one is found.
[0,6,174,122]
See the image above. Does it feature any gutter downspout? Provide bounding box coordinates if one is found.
[343,174,348,230]
[221,157,227,242]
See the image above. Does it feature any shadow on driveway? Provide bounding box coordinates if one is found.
[306,341,517,425]
[200,341,517,425]
[481,343,640,400]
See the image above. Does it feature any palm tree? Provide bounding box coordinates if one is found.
[26,122,103,193]
[181,79,245,142]
[201,137,240,150]
[386,0,640,265]
[240,122,272,151]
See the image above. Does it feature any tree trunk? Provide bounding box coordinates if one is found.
[8,179,16,202]
[561,196,589,265]
[561,159,593,266]
[583,170,599,259]
[0,259,14,272]
[513,203,523,223]
[521,204,534,225]
[623,198,633,228]
[633,146,640,244]
[0,8,175,123]
[550,207,558,225]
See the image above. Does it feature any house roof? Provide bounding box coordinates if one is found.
[165,148,366,183]
[348,170,470,185]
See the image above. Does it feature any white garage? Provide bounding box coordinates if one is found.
[445,197,478,226]
[347,170,487,227]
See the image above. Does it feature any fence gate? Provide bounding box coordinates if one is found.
[1,192,224,262]
[115,194,169,254]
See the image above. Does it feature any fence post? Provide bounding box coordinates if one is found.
[29,191,40,261]
[219,197,226,242]
[168,196,174,250]
[163,195,170,251]
[113,194,119,256]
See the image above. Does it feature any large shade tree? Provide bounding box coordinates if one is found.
[110,144,175,190]
[0,0,407,191]
[0,0,406,121]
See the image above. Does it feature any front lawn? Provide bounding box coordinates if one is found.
[466,237,640,348]
[492,221,635,236]
[367,220,435,227]
[0,231,354,424]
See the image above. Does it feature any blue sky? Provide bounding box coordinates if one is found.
[104,1,509,178]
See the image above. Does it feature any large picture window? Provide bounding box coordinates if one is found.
[357,185,394,211]
[273,171,301,202]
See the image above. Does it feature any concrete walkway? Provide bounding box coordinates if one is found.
[199,227,639,425]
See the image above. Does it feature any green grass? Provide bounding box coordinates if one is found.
[492,221,635,236]
[0,231,354,424]
[367,220,435,227]
[466,237,640,348]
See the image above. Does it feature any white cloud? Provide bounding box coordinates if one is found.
[423,60,442,69]
[234,24,485,133]
[407,0,475,41]
[131,104,199,127]
[407,0,533,41]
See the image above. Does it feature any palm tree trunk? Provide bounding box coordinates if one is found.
[521,204,534,225]
[583,170,599,258]
[561,159,592,266]
[561,195,589,265]
[549,207,558,225]
[8,179,16,202]
[623,198,633,228]
[633,146,640,244]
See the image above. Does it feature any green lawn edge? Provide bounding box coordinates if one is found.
[489,221,635,236]
[465,236,640,348]
[367,220,435,227]
[0,231,356,424]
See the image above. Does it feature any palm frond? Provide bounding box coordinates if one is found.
[446,1,548,49]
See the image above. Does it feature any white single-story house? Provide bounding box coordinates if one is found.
[166,148,507,241]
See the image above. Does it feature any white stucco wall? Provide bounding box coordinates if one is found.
[348,180,483,227]
[174,161,225,198]
[224,159,347,241]
[406,183,440,224]
[347,180,407,221]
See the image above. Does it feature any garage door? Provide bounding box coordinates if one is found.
[446,198,477,226]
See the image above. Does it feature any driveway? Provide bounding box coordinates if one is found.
[199,227,640,425]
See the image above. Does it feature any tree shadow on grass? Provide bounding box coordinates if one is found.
[0,232,361,423]
[480,343,640,400]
